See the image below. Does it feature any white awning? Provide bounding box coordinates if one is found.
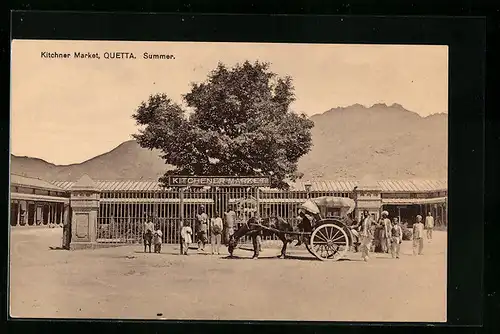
[10,192,70,204]
[382,197,447,205]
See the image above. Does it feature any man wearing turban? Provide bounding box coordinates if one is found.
[413,215,425,255]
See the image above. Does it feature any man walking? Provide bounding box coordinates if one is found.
[390,217,402,259]
[380,211,392,253]
[413,215,425,255]
[425,212,435,242]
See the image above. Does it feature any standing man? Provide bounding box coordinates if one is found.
[62,205,71,250]
[224,206,236,246]
[210,212,223,255]
[196,205,209,251]
[413,215,425,255]
[380,211,392,254]
[143,216,155,253]
[425,211,435,242]
[390,217,403,259]
[360,210,374,262]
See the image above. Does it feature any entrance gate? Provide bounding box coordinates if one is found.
[170,176,269,245]
[96,176,272,244]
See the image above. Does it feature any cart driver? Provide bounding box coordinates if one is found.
[295,208,319,246]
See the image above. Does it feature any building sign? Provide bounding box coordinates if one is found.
[168,176,271,187]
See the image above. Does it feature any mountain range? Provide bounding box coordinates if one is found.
[10,103,448,182]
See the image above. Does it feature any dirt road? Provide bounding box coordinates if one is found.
[9,228,447,322]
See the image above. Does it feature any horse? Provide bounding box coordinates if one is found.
[227,216,296,259]
[143,230,153,253]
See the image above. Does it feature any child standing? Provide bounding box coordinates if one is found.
[153,228,163,253]
[180,221,193,255]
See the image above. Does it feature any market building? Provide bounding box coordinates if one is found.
[10,174,70,228]
[10,173,447,248]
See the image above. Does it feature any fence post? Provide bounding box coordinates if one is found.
[179,187,185,254]
[256,187,260,218]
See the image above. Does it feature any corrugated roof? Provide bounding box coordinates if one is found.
[51,178,447,193]
[52,180,164,192]
[275,180,358,192]
[100,198,214,204]
[51,181,74,190]
[265,179,447,193]
[259,198,304,204]
[11,174,65,192]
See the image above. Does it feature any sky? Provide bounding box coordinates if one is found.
[11,40,448,165]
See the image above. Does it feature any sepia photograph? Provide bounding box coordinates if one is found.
[9,40,448,322]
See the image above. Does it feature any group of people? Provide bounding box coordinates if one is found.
[142,219,163,253]
[179,205,237,256]
[141,205,238,256]
[353,210,435,261]
[143,204,436,262]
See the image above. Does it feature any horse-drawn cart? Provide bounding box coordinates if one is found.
[228,196,357,261]
[300,196,356,261]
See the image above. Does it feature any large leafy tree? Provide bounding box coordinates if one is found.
[132,61,314,189]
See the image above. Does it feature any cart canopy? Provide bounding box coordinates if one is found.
[300,196,356,216]
[313,196,355,214]
[299,199,321,215]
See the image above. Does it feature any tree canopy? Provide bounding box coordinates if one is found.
[132,61,314,189]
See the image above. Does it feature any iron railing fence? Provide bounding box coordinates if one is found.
[96,188,352,245]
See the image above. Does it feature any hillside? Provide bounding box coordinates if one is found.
[300,103,448,180]
[10,103,448,182]
[11,141,170,181]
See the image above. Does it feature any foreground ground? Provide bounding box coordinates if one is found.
[9,228,447,322]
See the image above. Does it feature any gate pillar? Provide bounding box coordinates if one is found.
[353,177,382,222]
[69,174,101,250]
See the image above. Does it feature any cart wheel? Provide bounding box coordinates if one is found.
[305,243,313,256]
[309,224,350,261]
